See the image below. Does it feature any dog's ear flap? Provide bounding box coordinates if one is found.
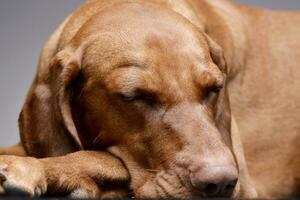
[50,49,83,148]
[215,80,232,148]
[204,34,226,72]
[204,34,232,147]
[204,34,258,197]
[19,48,83,157]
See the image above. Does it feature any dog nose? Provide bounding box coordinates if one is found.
[189,165,238,197]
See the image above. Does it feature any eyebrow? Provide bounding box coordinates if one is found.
[193,66,224,89]
[114,59,148,70]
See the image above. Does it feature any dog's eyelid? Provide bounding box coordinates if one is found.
[197,77,224,94]
[200,79,224,103]
[116,60,148,70]
[211,83,223,92]
[117,92,138,102]
[116,88,158,105]
[202,84,221,106]
[205,80,224,93]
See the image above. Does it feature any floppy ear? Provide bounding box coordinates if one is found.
[19,48,83,157]
[204,34,257,198]
[204,34,232,147]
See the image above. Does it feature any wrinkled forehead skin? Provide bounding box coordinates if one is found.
[75,2,215,77]
[69,2,233,198]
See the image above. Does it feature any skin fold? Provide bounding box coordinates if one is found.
[0,0,299,198]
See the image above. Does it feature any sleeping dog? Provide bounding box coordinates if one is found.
[0,0,299,198]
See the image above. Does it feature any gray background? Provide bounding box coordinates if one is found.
[0,0,299,147]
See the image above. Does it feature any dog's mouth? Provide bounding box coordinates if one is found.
[106,146,236,198]
[153,170,193,198]
[106,146,191,198]
[131,166,238,198]
[132,167,197,198]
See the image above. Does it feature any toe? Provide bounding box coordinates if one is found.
[69,188,92,199]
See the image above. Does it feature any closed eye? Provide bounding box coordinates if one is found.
[208,83,223,93]
[116,89,158,107]
[117,92,139,102]
[203,83,223,107]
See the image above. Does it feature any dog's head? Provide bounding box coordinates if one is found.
[22,2,241,198]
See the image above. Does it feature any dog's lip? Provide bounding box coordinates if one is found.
[106,146,234,198]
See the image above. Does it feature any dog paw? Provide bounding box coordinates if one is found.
[67,180,100,199]
[0,156,47,197]
[68,187,129,199]
[69,188,96,199]
[66,178,129,199]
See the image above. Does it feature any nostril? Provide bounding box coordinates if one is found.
[201,179,237,197]
[189,165,238,196]
[190,178,221,195]
[223,178,238,194]
[203,183,219,195]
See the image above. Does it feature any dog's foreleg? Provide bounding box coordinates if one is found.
[0,151,130,198]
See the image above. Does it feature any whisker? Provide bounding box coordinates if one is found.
[92,135,101,144]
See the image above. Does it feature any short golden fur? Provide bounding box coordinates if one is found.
[0,0,299,198]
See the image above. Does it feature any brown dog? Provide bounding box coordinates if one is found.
[0,0,299,198]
